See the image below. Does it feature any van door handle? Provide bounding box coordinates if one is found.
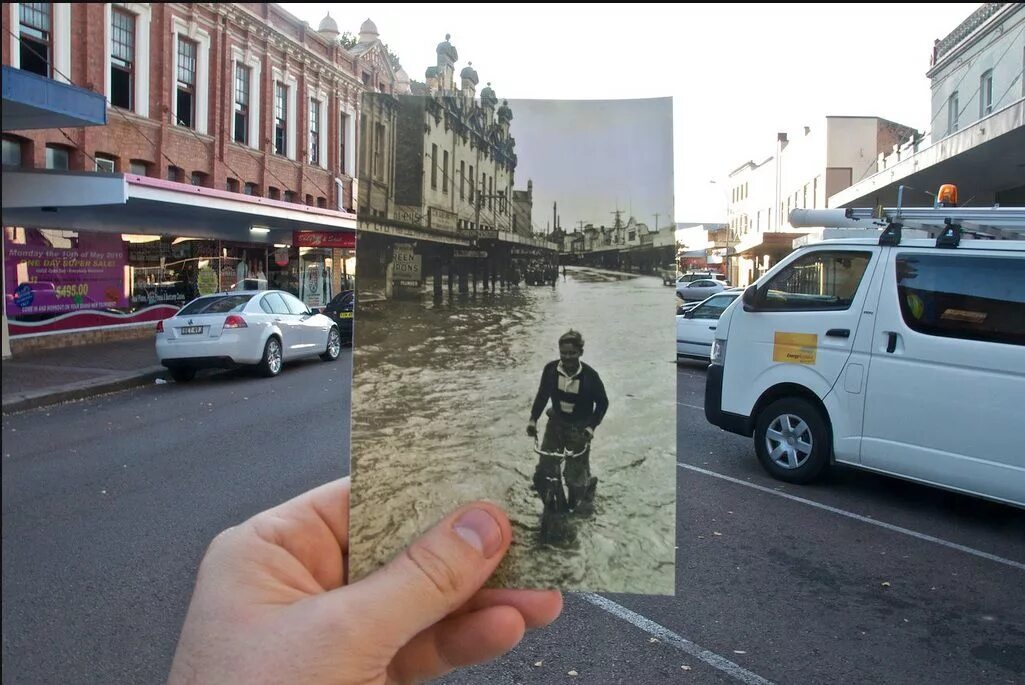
[709,326,717,330]
[826,328,850,338]
[886,332,898,353]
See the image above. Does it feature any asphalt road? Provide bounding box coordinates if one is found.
[3,354,1024,684]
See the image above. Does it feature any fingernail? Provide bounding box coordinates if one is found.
[453,508,503,558]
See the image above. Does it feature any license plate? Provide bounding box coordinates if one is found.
[180,326,204,335]
[338,312,353,319]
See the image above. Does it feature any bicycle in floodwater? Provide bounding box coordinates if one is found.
[531,431,598,546]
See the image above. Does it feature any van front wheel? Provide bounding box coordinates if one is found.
[754,397,830,484]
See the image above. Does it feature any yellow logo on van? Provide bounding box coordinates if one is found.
[773,332,817,364]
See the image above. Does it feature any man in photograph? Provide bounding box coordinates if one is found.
[526,330,609,515]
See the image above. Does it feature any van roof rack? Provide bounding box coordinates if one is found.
[790,206,1025,245]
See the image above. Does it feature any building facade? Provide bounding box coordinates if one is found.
[726,116,918,286]
[832,3,1025,211]
[2,3,397,348]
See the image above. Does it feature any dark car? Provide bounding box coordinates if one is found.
[322,290,354,344]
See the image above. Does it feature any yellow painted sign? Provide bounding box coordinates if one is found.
[773,332,818,364]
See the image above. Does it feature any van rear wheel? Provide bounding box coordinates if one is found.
[754,397,830,484]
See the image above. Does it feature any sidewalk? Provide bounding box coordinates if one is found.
[2,337,165,413]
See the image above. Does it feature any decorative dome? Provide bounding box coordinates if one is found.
[425,66,439,79]
[480,81,497,107]
[436,34,458,62]
[460,62,479,85]
[358,18,379,44]
[317,13,339,35]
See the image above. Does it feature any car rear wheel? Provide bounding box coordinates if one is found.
[321,327,341,362]
[169,367,196,383]
[258,337,283,378]
[754,397,830,484]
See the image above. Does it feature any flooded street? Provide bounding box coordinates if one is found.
[350,267,676,593]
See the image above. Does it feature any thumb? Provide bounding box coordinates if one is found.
[340,502,511,647]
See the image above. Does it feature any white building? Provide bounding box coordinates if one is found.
[831,3,1025,211]
[726,116,918,286]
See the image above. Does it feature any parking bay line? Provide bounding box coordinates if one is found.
[579,593,775,685]
[677,401,704,411]
[677,462,1025,572]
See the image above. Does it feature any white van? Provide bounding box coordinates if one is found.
[704,234,1024,507]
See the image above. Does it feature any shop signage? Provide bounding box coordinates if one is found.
[392,243,422,281]
[3,233,127,316]
[274,248,290,267]
[293,231,355,249]
[454,250,488,259]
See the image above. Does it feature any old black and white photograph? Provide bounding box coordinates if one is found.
[349,65,676,593]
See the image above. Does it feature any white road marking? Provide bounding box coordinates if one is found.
[579,593,775,685]
[676,401,704,411]
[677,462,1025,572]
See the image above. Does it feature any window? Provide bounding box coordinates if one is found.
[176,38,197,128]
[129,160,148,176]
[95,154,116,172]
[317,197,327,208]
[980,70,994,117]
[110,8,135,109]
[761,250,872,311]
[268,187,280,200]
[283,190,296,203]
[274,83,288,155]
[281,292,310,315]
[305,194,313,206]
[374,123,385,180]
[45,145,69,170]
[896,254,1024,346]
[191,171,206,186]
[488,175,494,210]
[690,294,739,319]
[243,182,257,196]
[234,64,250,145]
[19,3,52,77]
[339,112,350,175]
[309,98,321,164]
[180,294,254,315]
[261,293,291,316]
[460,160,465,200]
[947,91,959,135]
[442,150,449,194]
[3,138,23,168]
[226,178,239,193]
[468,165,474,203]
[167,165,183,182]
[431,144,438,190]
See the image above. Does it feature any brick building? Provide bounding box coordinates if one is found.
[2,2,408,208]
[2,3,407,350]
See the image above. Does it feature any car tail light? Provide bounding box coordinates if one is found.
[156,320,164,333]
[223,315,248,329]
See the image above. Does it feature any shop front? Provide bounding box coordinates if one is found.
[2,171,356,353]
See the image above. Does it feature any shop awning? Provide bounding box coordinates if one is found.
[2,171,355,244]
[2,66,107,131]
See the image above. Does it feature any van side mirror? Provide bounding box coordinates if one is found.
[742,285,761,312]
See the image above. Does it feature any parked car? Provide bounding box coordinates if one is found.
[705,236,1025,506]
[676,290,741,361]
[676,278,727,301]
[322,290,354,345]
[155,290,341,382]
[677,271,728,285]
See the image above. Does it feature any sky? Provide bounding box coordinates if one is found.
[291,3,981,224]
[505,98,674,233]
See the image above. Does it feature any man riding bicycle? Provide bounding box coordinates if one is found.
[526,330,609,515]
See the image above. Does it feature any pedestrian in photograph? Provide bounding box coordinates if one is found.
[526,329,608,517]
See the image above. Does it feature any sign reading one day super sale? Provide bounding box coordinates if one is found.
[3,230,127,317]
